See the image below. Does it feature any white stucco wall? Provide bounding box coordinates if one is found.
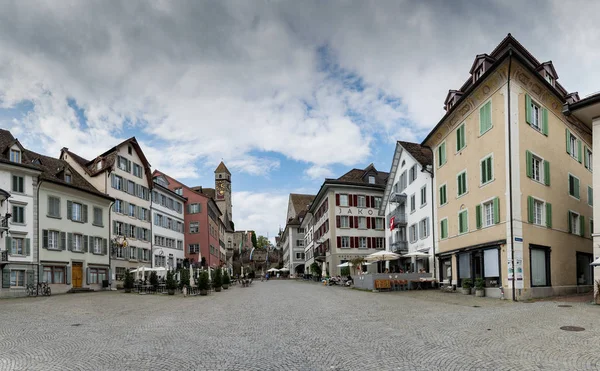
[151,186,185,270]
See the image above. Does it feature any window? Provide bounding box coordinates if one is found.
[71,202,83,222]
[440,219,448,239]
[112,174,123,190]
[585,146,593,171]
[480,155,493,185]
[474,66,484,81]
[65,173,72,183]
[298,228,305,234]
[479,100,492,135]
[190,222,199,233]
[97,161,103,170]
[114,199,122,214]
[439,185,447,206]
[12,205,24,224]
[94,237,102,254]
[356,196,366,208]
[409,165,417,183]
[585,186,593,208]
[48,196,60,218]
[47,231,59,250]
[133,163,143,178]
[375,218,384,230]
[533,199,544,226]
[358,217,366,229]
[376,238,384,249]
[456,124,466,151]
[410,194,416,212]
[340,236,350,248]
[546,73,553,85]
[409,224,418,243]
[115,267,126,280]
[483,201,494,228]
[129,225,136,239]
[296,240,304,247]
[10,149,21,163]
[438,142,446,167]
[368,176,375,184]
[339,194,349,207]
[457,171,467,197]
[128,203,136,218]
[374,197,382,208]
[340,216,349,228]
[42,266,65,284]
[569,211,583,236]
[530,100,541,130]
[568,174,580,199]
[419,218,429,239]
[359,237,367,248]
[126,180,134,195]
[10,270,25,287]
[400,171,407,191]
[174,187,183,196]
[189,203,201,214]
[532,154,541,182]
[118,156,129,172]
[177,240,183,250]
[114,222,123,236]
[420,185,427,206]
[73,234,83,252]
[566,130,579,160]
[12,175,24,193]
[129,247,137,260]
[295,252,305,260]
[93,207,103,226]
[530,246,550,287]
[189,244,200,254]
[458,210,468,234]
[11,237,24,255]
[128,146,132,155]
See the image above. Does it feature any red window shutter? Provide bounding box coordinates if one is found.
[371,237,376,248]
[337,236,342,248]
[366,196,371,208]
[348,194,353,207]
[336,194,340,206]
[350,216,354,228]
[350,236,354,248]
[355,237,359,248]
[372,217,376,229]
[353,195,358,206]
[354,216,358,228]
[371,196,375,207]
[336,216,340,228]
[366,218,371,229]
[367,237,372,248]
[382,238,386,249]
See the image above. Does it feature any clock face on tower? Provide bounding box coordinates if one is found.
[216,181,226,200]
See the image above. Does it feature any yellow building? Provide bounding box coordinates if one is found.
[422,34,593,300]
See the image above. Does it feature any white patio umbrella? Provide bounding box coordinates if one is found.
[590,257,600,266]
[267,268,279,272]
[337,262,353,268]
[403,252,430,258]
[140,266,145,281]
[280,267,290,272]
[365,250,401,262]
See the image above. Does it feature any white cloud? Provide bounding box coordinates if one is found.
[305,165,333,180]
[232,191,289,241]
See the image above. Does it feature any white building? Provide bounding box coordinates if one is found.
[151,176,186,272]
[0,130,41,297]
[379,141,434,274]
[301,211,315,276]
[61,137,153,287]
[282,193,314,276]
[307,165,388,276]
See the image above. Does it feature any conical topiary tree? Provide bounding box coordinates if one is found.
[213,268,222,291]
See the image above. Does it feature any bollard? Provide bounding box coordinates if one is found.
[183,286,187,297]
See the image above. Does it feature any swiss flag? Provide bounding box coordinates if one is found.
[389,217,395,231]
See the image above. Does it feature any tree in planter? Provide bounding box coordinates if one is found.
[251,232,258,248]
[149,271,159,291]
[222,271,231,289]
[341,267,350,277]
[123,270,134,292]
[179,269,190,290]
[461,278,473,295]
[213,268,223,292]
[198,271,210,295]
[349,257,366,275]
[166,271,178,295]
[474,278,486,297]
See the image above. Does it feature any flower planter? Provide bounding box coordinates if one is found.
[461,288,471,295]
[475,289,485,297]
[215,287,222,292]
[200,290,208,296]
[222,284,229,290]
[168,290,175,296]
[124,289,132,293]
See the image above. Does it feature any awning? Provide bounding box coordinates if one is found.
[590,258,600,266]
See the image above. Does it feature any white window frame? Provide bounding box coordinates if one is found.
[72,202,82,222]
[531,152,543,183]
[10,270,25,287]
[375,218,384,230]
[530,100,541,131]
[410,194,416,213]
[480,153,494,186]
[357,196,366,208]
[73,234,83,252]
[439,183,448,206]
[339,194,349,207]
[482,199,494,228]
[358,217,367,229]
[11,237,24,255]
[359,237,367,248]
[340,216,349,228]
[368,176,375,184]
[419,218,429,239]
[457,169,468,198]
[458,209,469,235]
[409,224,418,243]
[409,165,417,184]
[420,185,427,207]
[10,149,21,163]
[48,230,59,250]
[12,205,25,224]
[94,237,102,254]
[532,198,545,226]
[570,211,580,235]
[341,236,350,248]
[374,197,382,209]
[569,132,577,159]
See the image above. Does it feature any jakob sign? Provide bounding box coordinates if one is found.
[337,207,374,216]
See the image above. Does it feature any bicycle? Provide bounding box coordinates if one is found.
[26,283,37,297]
[38,282,51,296]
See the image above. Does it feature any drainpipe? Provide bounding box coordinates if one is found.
[36,179,43,292]
[420,150,436,280]
[507,51,517,301]
[108,199,114,289]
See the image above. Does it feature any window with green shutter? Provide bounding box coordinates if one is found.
[440,219,448,239]
[456,124,466,152]
[480,155,493,185]
[458,210,468,234]
[439,184,447,206]
[479,100,492,135]
[588,186,593,207]
[545,203,552,228]
[543,160,550,186]
[493,197,500,224]
[568,174,580,199]
[457,171,467,197]
[438,142,446,167]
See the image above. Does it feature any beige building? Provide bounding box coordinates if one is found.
[61,138,153,286]
[422,34,593,299]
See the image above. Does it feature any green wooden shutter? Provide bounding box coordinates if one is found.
[103,239,108,255]
[566,129,571,154]
[462,173,467,194]
[527,196,534,223]
[479,104,486,134]
[526,151,532,178]
[86,267,90,285]
[589,187,593,206]
[542,108,549,136]
[82,204,88,223]
[580,215,585,237]
[568,212,572,233]
[584,146,589,168]
[67,233,73,251]
[476,205,482,229]
[525,94,532,125]
[2,268,9,288]
[456,126,461,151]
[26,271,33,285]
[544,161,550,186]
[5,236,10,252]
[578,140,582,163]
[481,160,486,184]
[60,232,66,250]
[575,177,580,199]
[67,200,73,220]
[25,238,30,256]
[83,235,88,252]
[545,203,552,228]
[493,197,500,224]
[42,230,48,249]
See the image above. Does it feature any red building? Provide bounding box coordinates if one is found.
[152,170,223,268]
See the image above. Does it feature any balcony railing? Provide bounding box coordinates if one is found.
[1,250,8,263]
[390,240,408,254]
[390,191,406,204]
[387,207,407,227]
[314,249,326,262]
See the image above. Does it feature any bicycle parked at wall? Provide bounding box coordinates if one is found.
[38,282,51,296]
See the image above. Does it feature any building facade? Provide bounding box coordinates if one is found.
[380,141,434,274]
[301,211,315,276]
[422,34,593,299]
[151,176,186,271]
[61,138,153,287]
[308,165,388,277]
[282,194,314,275]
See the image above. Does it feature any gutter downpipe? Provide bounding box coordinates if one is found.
[36,179,43,293]
[420,150,436,280]
[507,50,517,302]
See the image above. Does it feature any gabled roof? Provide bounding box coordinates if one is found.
[397,141,433,167]
[289,193,315,215]
[214,161,231,175]
[191,186,216,200]
[0,129,43,171]
[336,164,388,185]
[469,53,496,74]
[536,61,559,80]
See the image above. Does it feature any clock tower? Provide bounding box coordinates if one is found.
[214,161,232,226]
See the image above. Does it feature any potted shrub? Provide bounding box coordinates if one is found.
[198,271,209,296]
[166,271,177,295]
[461,278,473,295]
[150,271,159,292]
[474,278,485,297]
[222,271,231,290]
[123,270,134,293]
[213,268,222,292]
[595,280,600,305]
[179,269,190,290]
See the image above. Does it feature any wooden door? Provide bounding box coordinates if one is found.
[72,263,83,288]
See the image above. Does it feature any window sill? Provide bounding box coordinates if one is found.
[569,195,580,202]
[455,146,467,155]
[479,179,495,188]
[478,126,493,138]
[47,215,62,220]
[420,203,427,209]
[456,192,469,200]
[70,220,85,224]
[46,248,63,251]
[439,202,448,208]
[71,250,85,254]
[8,254,26,257]
[10,223,26,227]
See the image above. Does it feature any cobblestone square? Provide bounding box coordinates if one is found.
[0,281,599,370]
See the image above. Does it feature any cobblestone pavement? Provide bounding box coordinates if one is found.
[1,281,599,371]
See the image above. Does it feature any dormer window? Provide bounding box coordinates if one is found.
[32,159,41,165]
[128,146,132,155]
[474,66,484,82]
[97,161,103,170]
[545,73,554,85]
[10,149,21,163]
[65,173,72,183]
[368,176,376,184]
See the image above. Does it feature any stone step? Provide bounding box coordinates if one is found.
[67,288,95,294]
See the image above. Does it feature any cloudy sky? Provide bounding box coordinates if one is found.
[1,1,599,239]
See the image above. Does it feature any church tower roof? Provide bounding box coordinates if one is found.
[215,161,231,175]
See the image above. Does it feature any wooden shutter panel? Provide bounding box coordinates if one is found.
[493,197,500,224]
[349,216,354,228]
[66,267,72,285]
[25,238,30,256]
[86,267,90,285]
[42,230,48,249]
[580,216,585,237]
[542,108,549,136]
[527,196,534,223]
[367,237,372,249]
[61,232,66,250]
[67,200,73,220]
[526,151,533,179]
[83,235,88,253]
[336,216,340,228]
[578,140,582,163]
[525,94,532,125]
[83,204,88,223]
[475,205,482,229]
[545,203,552,228]
[353,237,358,248]
[350,237,354,248]
[568,212,572,233]
[366,218,371,229]
[354,216,358,228]
[348,194,353,207]
[575,177,580,199]
[337,236,341,248]
[353,195,358,207]
[103,238,108,255]
[566,129,571,154]
[67,233,73,251]
[2,268,10,288]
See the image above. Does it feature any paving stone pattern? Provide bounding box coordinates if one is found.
[0,281,599,370]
